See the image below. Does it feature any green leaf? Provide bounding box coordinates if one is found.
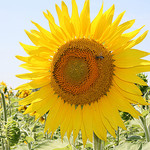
[0,136,6,138]
[25,136,34,143]
[115,142,141,150]
[85,142,93,148]
[10,97,20,103]
[142,110,149,117]
[126,136,142,141]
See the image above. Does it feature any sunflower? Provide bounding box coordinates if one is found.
[18,89,32,98]
[0,81,7,87]
[16,0,150,145]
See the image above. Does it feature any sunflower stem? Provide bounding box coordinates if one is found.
[27,142,32,150]
[140,116,150,142]
[93,133,104,150]
[1,139,5,150]
[0,91,10,150]
[7,92,11,116]
[0,100,4,150]
[0,91,7,124]
[116,127,119,145]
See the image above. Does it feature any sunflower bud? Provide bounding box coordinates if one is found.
[6,121,20,146]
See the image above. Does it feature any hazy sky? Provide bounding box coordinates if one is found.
[0,0,150,89]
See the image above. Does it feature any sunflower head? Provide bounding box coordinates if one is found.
[0,81,7,87]
[18,90,32,98]
[16,0,149,146]
[51,38,114,105]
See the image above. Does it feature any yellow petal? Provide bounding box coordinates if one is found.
[16,55,50,63]
[31,21,53,41]
[104,4,115,25]
[30,30,41,36]
[113,76,142,95]
[25,92,57,119]
[16,56,51,70]
[100,96,126,130]
[55,4,64,28]
[99,97,117,130]
[99,11,125,42]
[67,113,73,141]
[114,68,148,85]
[44,98,63,134]
[19,63,49,72]
[83,104,93,142]
[20,42,55,56]
[64,15,75,38]
[114,84,148,105]
[99,106,116,138]
[93,4,115,40]
[90,2,103,36]
[43,11,69,42]
[19,43,39,55]
[15,76,50,90]
[55,4,75,40]
[123,25,145,38]
[43,10,57,34]
[44,100,68,133]
[16,71,50,80]
[127,65,150,73]
[81,122,87,147]
[80,0,90,36]
[113,48,150,60]
[25,30,40,46]
[61,1,70,19]
[107,87,141,118]
[60,104,73,140]
[25,30,58,49]
[71,0,81,37]
[73,106,82,142]
[111,11,125,28]
[110,26,145,53]
[114,58,150,68]
[126,30,148,49]
[106,19,135,47]
[91,102,107,141]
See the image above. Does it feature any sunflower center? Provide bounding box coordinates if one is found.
[64,57,88,84]
[51,38,114,105]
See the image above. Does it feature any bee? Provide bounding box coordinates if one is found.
[95,56,104,60]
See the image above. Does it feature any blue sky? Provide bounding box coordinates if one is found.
[0,0,150,88]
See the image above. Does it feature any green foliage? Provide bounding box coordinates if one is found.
[121,112,133,122]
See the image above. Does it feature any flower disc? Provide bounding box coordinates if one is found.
[51,38,114,105]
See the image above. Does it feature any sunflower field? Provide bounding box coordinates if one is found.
[1,0,150,149]
[0,73,150,150]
